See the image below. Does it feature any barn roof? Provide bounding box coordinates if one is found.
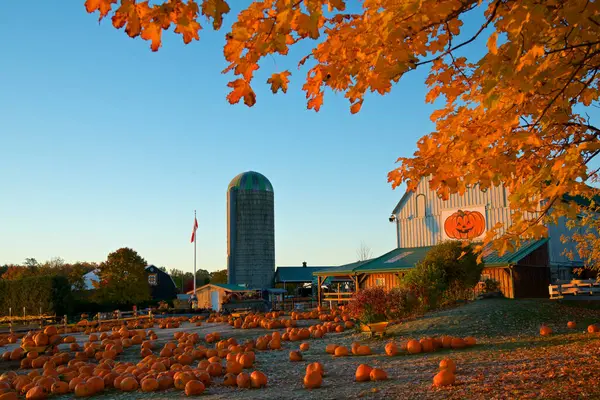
[275,266,333,282]
[354,246,435,273]
[482,238,549,267]
[313,260,372,276]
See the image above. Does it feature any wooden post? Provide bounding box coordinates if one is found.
[317,276,322,307]
[63,315,67,333]
[8,307,12,335]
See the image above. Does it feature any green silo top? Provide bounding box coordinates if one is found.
[228,171,273,192]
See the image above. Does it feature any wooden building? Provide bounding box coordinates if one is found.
[315,178,591,300]
[188,283,253,311]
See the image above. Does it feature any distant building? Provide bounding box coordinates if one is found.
[227,171,275,289]
[81,265,177,301]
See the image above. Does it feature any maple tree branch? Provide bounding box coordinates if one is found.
[546,40,600,55]
[413,0,502,68]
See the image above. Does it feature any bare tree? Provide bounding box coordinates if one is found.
[357,241,372,261]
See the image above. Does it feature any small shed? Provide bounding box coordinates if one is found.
[188,283,253,311]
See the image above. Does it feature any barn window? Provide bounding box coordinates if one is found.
[148,274,158,286]
[375,278,385,287]
[416,194,426,217]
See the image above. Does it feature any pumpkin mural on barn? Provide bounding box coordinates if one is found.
[444,210,486,239]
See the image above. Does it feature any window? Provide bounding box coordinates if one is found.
[416,194,426,217]
[375,278,385,287]
[148,274,158,286]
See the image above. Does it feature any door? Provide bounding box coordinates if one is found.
[210,291,220,311]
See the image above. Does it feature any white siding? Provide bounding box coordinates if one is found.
[393,178,586,273]
[395,178,512,248]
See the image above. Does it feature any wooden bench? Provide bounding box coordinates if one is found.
[549,279,600,300]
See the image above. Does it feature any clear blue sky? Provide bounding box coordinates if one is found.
[1,3,596,273]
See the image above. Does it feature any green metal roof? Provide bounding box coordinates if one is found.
[275,266,332,282]
[313,260,372,276]
[482,238,549,267]
[355,246,435,273]
[228,171,273,192]
[212,283,253,291]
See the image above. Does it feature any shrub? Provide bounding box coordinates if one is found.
[347,287,389,324]
[386,287,418,320]
[402,241,483,310]
[403,261,447,310]
[0,275,72,316]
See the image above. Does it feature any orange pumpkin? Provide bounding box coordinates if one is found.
[333,346,349,357]
[325,344,338,354]
[25,386,47,400]
[355,364,372,382]
[450,338,466,349]
[540,325,553,336]
[370,368,388,381]
[236,372,251,388]
[141,378,159,392]
[588,324,599,333]
[444,210,485,239]
[406,340,422,354]
[223,373,237,386]
[567,321,576,329]
[299,343,310,351]
[289,351,303,362]
[250,371,267,388]
[433,369,455,387]
[184,380,205,396]
[464,337,477,346]
[355,345,372,356]
[0,393,18,400]
[306,362,324,377]
[439,358,456,373]
[303,372,322,389]
[385,342,398,356]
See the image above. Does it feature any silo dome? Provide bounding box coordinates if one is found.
[227,171,275,289]
[228,171,274,192]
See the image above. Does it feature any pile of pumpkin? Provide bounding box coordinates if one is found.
[386,336,477,355]
[0,324,277,398]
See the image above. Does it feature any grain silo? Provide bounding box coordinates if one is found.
[227,171,275,289]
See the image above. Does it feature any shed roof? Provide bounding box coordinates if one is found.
[275,266,332,282]
[187,283,254,294]
[355,246,435,273]
[482,238,549,267]
[313,260,372,276]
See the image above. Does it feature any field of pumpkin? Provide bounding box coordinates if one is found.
[2,298,600,399]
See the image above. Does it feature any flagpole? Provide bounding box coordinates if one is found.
[193,210,197,297]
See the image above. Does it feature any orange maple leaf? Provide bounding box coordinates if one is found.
[201,0,231,30]
[112,0,150,38]
[141,22,162,52]
[174,15,202,44]
[85,0,117,20]
[227,79,256,106]
[350,100,363,114]
[267,71,291,94]
[307,92,323,111]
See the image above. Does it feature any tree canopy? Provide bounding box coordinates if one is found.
[95,247,150,304]
[86,0,600,264]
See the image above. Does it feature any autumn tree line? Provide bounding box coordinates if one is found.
[0,248,227,315]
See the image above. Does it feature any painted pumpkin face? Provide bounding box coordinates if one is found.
[444,210,485,239]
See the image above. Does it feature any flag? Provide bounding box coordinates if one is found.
[190,216,198,243]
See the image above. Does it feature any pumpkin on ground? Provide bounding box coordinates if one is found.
[300,343,310,351]
[439,358,456,374]
[540,325,553,336]
[236,372,251,388]
[588,324,599,333]
[355,345,372,356]
[306,362,324,377]
[304,371,322,389]
[567,321,576,329]
[370,368,388,381]
[334,346,349,357]
[433,369,456,387]
[355,364,373,382]
[289,351,303,362]
[385,342,398,356]
[325,344,338,354]
[184,380,205,396]
[250,371,268,388]
[407,340,422,354]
